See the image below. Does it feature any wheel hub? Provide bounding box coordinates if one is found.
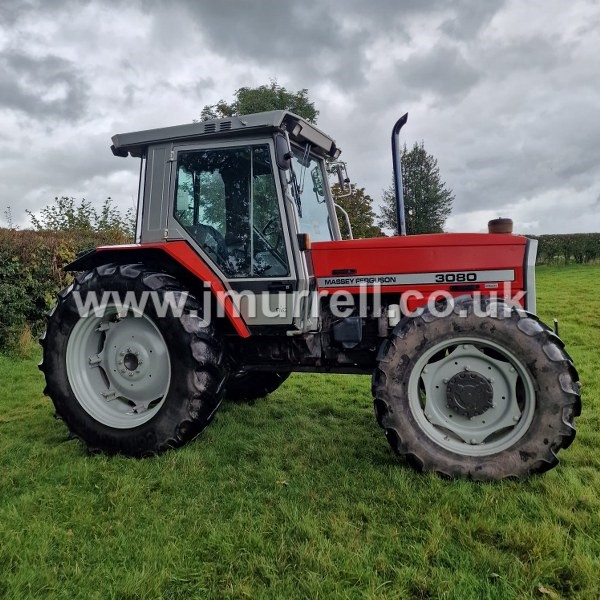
[446,371,494,418]
[123,352,139,371]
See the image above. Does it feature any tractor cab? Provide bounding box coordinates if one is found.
[111,111,343,329]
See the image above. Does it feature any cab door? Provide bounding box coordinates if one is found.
[167,139,298,329]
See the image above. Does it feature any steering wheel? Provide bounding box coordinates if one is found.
[191,223,229,263]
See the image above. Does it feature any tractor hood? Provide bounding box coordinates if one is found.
[311,233,531,295]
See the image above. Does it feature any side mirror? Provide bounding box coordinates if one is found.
[275,134,292,170]
[335,162,350,192]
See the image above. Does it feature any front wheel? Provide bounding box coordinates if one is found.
[40,263,228,456]
[372,297,581,480]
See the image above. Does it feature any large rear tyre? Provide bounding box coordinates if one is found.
[225,371,290,401]
[372,296,581,480]
[40,263,228,456]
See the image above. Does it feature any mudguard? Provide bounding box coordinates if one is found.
[65,241,251,338]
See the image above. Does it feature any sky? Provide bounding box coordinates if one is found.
[1,0,599,234]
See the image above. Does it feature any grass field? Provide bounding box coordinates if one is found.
[0,264,599,599]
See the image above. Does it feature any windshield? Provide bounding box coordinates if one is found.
[290,152,334,241]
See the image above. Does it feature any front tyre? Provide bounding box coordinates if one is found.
[40,263,228,456]
[372,297,581,480]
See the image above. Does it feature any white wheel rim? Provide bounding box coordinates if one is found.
[407,335,536,456]
[66,306,171,429]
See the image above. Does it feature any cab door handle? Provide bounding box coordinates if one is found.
[268,282,293,292]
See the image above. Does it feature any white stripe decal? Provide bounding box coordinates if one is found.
[317,269,515,288]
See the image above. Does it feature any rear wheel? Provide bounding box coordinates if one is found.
[372,296,581,480]
[225,371,290,401]
[40,263,228,456]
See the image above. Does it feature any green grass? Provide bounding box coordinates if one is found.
[1,264,599,599]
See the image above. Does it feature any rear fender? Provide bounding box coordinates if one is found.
[65,242,250,338]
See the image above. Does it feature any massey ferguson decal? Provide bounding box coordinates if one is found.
[317,269,515,288]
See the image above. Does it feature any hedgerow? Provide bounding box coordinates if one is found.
[0,228,129,353]
[532,233,600,264]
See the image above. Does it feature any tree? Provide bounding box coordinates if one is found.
[332,183,382,239]
[200,80,319,123]
[379,141,454,234]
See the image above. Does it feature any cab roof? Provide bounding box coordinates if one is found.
[111,110,340,159]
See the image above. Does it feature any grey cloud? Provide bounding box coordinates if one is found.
[439,1,507,39]
[0,51,89,120]
[441,100,600,220]
[0,134,139,224]
[144,1,503,94]
[164,1,383,89]
[337,0,505,42]
[0,0,97,30]
[177,1,340,59]
[399,45,481,100]
[0,0,38,26]
[154,77,215,99]
[480,36,571,78]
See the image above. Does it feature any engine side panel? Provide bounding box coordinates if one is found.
[310,233,529,310]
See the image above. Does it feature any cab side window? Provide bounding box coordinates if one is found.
[174,145,289,278]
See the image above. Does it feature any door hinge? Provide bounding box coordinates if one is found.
[168,150,175,162]
[164,228,168,238]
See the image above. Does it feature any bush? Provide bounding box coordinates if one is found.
[0,228,130,353]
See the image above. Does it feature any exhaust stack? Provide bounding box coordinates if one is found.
[391,113,408,236]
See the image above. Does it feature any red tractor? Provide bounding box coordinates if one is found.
[40,111,580,480]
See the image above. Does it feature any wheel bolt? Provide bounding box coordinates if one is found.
[492,403,497,408]
[138,360,143,365]
[120,369,126,374]
[118,359,123,365]
[128,373,134,377]
[464,366,470,371]
[120,351,125,356]
[513,415,519,422]
[443,378,449,384]
[510,367,516,373]
[135,351,140,356]
[470,438,477,444]
[423,367,428,374]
